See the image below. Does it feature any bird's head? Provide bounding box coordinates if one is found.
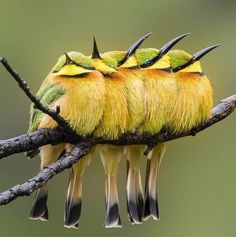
[169,45,220,73]
[51,51,95,78]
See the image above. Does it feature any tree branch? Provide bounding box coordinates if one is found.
[0,94,235,205]
[0,143,90,205]
[0,54,235,207]
[0,94,235,160]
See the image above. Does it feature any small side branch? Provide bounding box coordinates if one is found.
[0,57,68,127]
[0,143,91,205]
[0,128,69,159]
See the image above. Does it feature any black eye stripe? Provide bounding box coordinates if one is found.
[59,72,90,78]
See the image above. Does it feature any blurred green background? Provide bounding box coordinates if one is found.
[0,0,235,236]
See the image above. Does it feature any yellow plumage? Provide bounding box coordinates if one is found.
[118,68,145,132]
[140,55,177,133]
[40,69,105,135]
[94,71,128,139]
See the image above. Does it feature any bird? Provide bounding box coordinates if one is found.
[91,38,128,228]
[109,34,151,224]
[28,51,106,229]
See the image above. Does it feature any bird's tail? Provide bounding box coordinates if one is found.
[29,183,49,221]
[100,145,123,228]
[29,144,65,221]
[64,169,82,228]
[64,149,93,229]
[104,174,122,228]
[143,143,165,221]
[125,145,145,224]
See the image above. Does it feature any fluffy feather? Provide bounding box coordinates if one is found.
[167,50,213,133]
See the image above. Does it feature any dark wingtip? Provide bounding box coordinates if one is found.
[26,149,40,159]
[143,159,160,221]
[29,190,49,221]
[126,164,144,224]
[173,44,220,72]
[127,196,144,224]
[143,195,159,221]
[143,159,151,220]
[118,32,152,67]
[141,33,190,68]
[64,198,82,228]
[104,203,122,228]
[92,37,102,59]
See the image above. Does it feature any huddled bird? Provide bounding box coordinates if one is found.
[91,38,128,228]
[28,52,106,228]
[27,33,218,228]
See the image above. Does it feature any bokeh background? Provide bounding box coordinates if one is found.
[0,0,235,236]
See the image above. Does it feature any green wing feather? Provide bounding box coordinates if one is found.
[28,80,65,132]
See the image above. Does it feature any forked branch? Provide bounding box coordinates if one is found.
[0,58,235,206]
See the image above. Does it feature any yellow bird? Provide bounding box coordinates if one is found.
[110,34,150,224]
[28,52,105,229]
[91,38,128,228]
[138,52,176,221]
